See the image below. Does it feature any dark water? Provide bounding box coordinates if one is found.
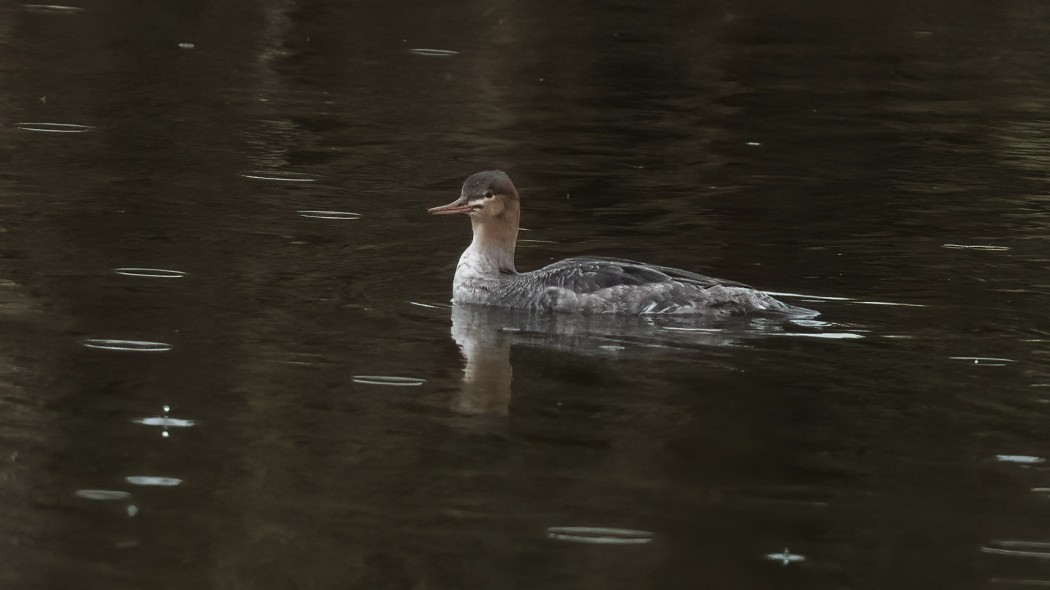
[2,0,1050,587]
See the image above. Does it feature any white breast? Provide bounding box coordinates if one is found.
[452,246,496,304]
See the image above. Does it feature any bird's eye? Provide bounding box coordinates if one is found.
[484,190,495,198]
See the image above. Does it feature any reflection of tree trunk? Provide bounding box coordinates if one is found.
[450,305,513,416]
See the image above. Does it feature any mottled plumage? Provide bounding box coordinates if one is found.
[429,171,814,317]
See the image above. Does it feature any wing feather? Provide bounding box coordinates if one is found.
[493,256,812,316]
[528,256,746,293]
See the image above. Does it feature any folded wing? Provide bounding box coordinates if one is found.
[509,256,801,315]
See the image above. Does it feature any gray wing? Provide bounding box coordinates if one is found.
[528,256,750,293]
[511,256,807,315]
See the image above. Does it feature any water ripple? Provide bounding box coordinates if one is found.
[133,416,196,428]
[25,4,84,12]
[778,332,865,340]
[408,301,452,310]
[766,291,926,307]
[16,122,93,133]
[75,489,131,501]
[113,267,186,278]
[545,526,653,545]
[409,48,459,57]
[658,326,723,333]
[989,579,1050,587]
[996,455,1046,465]
[854,300,927,307]
[83,339,172,352]
[790,319,829,328]
[125,476,182,487]
[943,243,1011,251]
[764,291,852,302]
[352,375,426,387]
[241,170,319,183]
[982,540,1050,559]
[951,356,1016,366]
[297,210,361,220]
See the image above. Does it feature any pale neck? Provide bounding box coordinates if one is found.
[461,210,519,276]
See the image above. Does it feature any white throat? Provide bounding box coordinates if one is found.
[452,213,519,301]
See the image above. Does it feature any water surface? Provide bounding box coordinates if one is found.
[2,0,1050,588]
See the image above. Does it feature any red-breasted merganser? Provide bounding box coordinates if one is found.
[429,170,815,316]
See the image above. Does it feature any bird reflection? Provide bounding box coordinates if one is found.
[449,305,515,415]
[446,305,821,416]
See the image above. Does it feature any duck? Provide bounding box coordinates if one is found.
[428,170,815,316]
